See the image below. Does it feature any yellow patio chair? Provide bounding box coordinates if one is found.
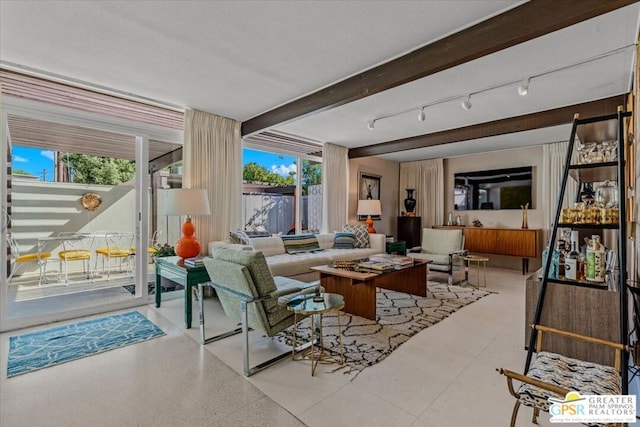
[58,232,95,284]
[130,230,161,257]
[95,232,135,280]
[7,234,54,286]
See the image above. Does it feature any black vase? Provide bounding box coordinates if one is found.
[404,189,416,213]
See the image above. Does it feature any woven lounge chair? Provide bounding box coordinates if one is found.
[200,246,322,376]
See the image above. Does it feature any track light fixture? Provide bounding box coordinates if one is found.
[461,95,472,111]
[517,78,530,96]
[367,120,375,130]
[364,44,633,130]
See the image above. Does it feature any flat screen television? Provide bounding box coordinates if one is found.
[454,166,533,211]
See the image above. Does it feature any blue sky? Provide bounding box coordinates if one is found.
[11,146,296,181]
[243,148,296,177]
[12,146,55,181]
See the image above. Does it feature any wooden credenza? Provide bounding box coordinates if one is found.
[435,226,541,274]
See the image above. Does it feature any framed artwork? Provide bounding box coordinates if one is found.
[358,172,381,220]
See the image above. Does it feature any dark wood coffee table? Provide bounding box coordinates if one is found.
[310,260,430,320]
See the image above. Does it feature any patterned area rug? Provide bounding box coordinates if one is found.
[276,283,492,374]
[7,311,165,377]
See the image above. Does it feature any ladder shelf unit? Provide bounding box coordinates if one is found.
[526,109,632,394]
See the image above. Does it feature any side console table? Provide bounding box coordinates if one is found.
[155,256,211,329]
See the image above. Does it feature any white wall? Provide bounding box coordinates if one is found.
[444,146,543,229]
[348,156,400,237]
[444,145,544,270]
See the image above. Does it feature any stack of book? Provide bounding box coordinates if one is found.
[368,253,413,267]
[184,257,204,268]
[357,260,396,271]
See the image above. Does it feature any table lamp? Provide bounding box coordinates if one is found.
[357,199,381,233]
[165,188,211,259]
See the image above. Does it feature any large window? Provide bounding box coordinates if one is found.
[241,148,322,235]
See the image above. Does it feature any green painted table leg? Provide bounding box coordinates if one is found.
[185,281,192,329]
[155,266,161,308]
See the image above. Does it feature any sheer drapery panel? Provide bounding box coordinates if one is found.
[399,158,444,228]
[183,109,241,252]
[321,143,348,233]
[542,140,577,244]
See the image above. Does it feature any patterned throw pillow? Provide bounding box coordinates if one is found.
[280,234,322,255]
[342,224,370,248]
[229,230,253,246]
[333,232,356,249]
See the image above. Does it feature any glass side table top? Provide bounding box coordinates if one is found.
[286,292,345,314]
[287,292,345,375]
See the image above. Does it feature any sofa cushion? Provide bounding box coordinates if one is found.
[324,248,379,262]
[316,233,335,250]
[267,251,332,277]
[333,232,356,249]
[281,234,322,255]
[343,224,370,248]
[251,236,286,257]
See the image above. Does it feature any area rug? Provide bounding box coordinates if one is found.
[7,311,165,377]
[276,283,492,374]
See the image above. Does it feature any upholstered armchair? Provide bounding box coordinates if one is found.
[408,228,467,285]
[200,246,321,376]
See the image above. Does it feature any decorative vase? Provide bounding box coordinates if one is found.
[404,189,416,213]
[175,218,201,259]
[521,203,529,229]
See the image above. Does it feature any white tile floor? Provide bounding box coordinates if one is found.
[0,267,594,426]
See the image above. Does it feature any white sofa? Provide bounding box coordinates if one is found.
[208,233,386,282]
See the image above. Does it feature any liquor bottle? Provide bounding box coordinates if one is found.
[558,241,566,280]
[577,252,586,281]
[565,236,579,281]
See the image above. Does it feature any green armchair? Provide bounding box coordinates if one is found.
[408,228,467,285]
[199,246,321,376]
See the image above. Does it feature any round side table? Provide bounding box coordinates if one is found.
[287,292,345,376]
[464,255,489,289]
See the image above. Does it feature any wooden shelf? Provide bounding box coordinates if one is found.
[545,277,608,290]
[568,162,618,182]
[575,117,618,143]
[557,223,619,229]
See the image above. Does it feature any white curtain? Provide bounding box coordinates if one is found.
[183,109,242,253]
[542,140,578,243]
[321,143,349,233]
[399,158,444,228]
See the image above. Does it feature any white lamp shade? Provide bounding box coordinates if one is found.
[357,199,382,216]
[164,188,211,216]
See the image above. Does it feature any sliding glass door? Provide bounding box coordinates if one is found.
[0,97,180,332]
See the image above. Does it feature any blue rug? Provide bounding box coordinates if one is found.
[7,311,165,377]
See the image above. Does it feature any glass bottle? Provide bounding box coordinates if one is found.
[565,235,579,281]
[557,241,566,280]
[577,252,586,281]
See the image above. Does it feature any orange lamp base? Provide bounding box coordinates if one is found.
[175,218,201,259]
[365,215,376,234]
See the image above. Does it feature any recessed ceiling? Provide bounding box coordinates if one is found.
[1,1,638,162]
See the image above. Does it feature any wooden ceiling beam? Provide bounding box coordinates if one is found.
[241,0,636,136]
[348,96,626,159]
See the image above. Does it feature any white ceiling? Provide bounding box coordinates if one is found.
[1,1,639,162]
